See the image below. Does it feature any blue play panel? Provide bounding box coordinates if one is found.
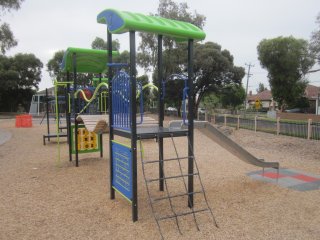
[247,168,320,191]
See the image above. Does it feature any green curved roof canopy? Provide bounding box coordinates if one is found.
[60,47,118,73]
[97,9,206,41]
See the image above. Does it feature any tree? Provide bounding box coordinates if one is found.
[0,23,17,54]
[256,83,267,93]
[91,36,129,64]
[136,75,156,111]
[257,36,315,111]
[91,37,120,51]
[140,1,244,116]
[220,84,246,111]
[0,0,24,12]
[138,0,206,71]
[0,53,43,111]
[47,50,65,81]
[193,42,245,114]
[0,0,25,54]
[310,12,320,68]
[200,92,220,111]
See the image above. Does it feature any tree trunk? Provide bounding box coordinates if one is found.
[194,91,205,119]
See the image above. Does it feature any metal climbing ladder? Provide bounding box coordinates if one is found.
[139,136,218,239]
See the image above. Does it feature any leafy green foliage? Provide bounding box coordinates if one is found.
[292,96,309,109]
[220,84,246,110]
[200,93,220,110]
[193,42,245,112]
[0,0,24,13]
[0,53,43,111]
[91,37,120,51]
[138,0,206,71]
[257,36,315,110]
[0,23,17,54]
[139,0,244,116]
[47,50,64,81]
[91,37,129,64]
[310,13,320,65]
[256,82,267,93]
[137,75,156,110]
[0,0,24,54]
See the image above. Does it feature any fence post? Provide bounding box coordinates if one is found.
[205,111,208,122]
[254,116,257,132]
[307,119,312,140]
[212,114,215,124]
[276,117,280,135]
[224,114,227,127]
[237,115,240,130]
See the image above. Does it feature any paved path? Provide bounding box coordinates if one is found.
[0,128,12,145]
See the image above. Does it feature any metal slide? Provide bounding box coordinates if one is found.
[169,121,279,169]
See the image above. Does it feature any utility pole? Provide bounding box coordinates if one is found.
[244,63,254,113]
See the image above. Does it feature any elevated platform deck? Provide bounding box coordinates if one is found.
[114,126,188,139]
[43,133,68,145]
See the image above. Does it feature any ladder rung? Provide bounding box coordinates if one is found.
[152,191,203,203]
[157,208,209,221]
[146,173,199,183]
[143,156,191,164]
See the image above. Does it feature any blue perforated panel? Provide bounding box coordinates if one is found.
[112,141,132,201]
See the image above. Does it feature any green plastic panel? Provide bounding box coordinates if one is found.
[97,9,206,41]
[92,77,108,87]
[60,47,118,73]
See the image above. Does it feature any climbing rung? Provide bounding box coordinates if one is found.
[146,173,199,183]
[152,191,203,203]
[157,208,209,221]
[143,156,191,164]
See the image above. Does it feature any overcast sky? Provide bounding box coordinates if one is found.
[2,0,320,92]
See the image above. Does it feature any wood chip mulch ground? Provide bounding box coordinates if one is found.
[0,117,319,240]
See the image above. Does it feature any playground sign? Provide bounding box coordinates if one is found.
[112,141,132,202]
[255,99,262,110]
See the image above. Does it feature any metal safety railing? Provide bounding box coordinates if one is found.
[210,114,320,141]
[112,70,131,131]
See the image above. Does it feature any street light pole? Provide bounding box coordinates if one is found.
[244,63,254,114]
[317,91,320,115]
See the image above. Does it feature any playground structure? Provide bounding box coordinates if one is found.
[42,88,68,145]
[57,47,118,166]
[42,8,280,238]
[96,10,279,237]
[94,9,220,237]
[56,47,157,167]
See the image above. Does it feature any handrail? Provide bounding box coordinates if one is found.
[74,89,93,102]
[75,82,109,114]
[136,83,158,98]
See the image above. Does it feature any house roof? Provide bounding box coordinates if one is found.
[247,90,272,101]
[247,84,320,101]
[305,84,320,99]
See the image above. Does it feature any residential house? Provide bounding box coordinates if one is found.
[246,84,320,114]
[305,84,320,114]
[247,89,276,111]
